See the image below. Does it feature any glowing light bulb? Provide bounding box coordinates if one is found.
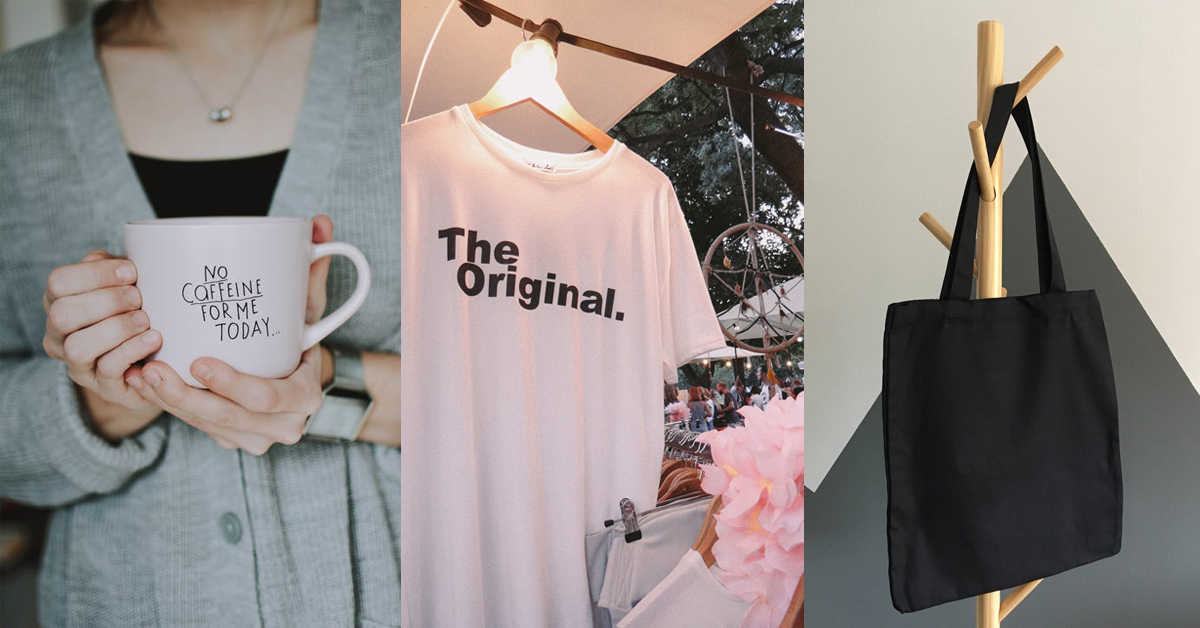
[725,360,732,368]
[702,358,710,366]
[510,39,557,81]
[745,361,752,369]
[787,360,793,367]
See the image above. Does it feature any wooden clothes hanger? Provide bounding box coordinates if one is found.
[691,494,722,568]
[691,495,804,628]
[469,19,615,153]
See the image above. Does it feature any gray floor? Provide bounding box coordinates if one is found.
[806,150,1200,627]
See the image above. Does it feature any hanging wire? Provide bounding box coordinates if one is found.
[723,87,753,223]
[750,88,757,221]
[404,0,458,125]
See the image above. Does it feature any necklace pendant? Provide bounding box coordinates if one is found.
[209,107,233,123]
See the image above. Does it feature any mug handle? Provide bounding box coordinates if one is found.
[302,242,372,350]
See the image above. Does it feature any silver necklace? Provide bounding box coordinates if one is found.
[148,0,290,123]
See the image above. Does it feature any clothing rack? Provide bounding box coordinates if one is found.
[919,22,1063,628]
[663,426,713,464]
[457,0,804,108]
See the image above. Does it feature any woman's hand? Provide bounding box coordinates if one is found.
[129,348,325,455]
[127,215,336,454]
[42,250,164,441]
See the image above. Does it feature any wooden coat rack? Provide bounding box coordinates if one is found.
[917,21,1064,628]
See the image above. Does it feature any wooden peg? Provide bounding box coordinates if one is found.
[999,579,1043,621]
[969,121,997,201]
[1014,47,1064,104]
[918,213,1007,296]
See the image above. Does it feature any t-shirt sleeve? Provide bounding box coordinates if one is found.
[659,189,727,384]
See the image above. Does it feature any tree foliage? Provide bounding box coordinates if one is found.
[611,1,804,378]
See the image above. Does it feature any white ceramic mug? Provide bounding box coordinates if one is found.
[125,217,371,387]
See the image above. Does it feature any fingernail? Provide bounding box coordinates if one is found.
[144,369,162,387]
[143,330,159,345]
[116,263,136,282]
[133,310,150,327]
[192,363,211,382]
[127,375,143,390]
[126,287,142,307]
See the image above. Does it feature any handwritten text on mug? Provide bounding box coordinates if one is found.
[181,265,279,341]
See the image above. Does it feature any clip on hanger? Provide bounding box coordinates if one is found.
[619,498,642,543]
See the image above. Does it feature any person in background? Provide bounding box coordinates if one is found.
[687,387,710,433]
[703,388,716,431]
[753,370,769,409]
[713,382,736,429]
[664,383,678,409]
[676,383,690,404]
[731,381,746,426]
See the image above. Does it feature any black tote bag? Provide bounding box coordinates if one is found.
[882,83,1123,613]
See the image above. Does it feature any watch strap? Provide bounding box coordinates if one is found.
[304,347,374,441]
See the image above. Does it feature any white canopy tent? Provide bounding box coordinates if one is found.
[401,0,775,152]
[694,345,748,361]
[693,345,803,369]
[715,274,804,345]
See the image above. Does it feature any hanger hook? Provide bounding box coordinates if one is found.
[521,19,532,41]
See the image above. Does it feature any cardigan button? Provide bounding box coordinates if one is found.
[219,512,243,544]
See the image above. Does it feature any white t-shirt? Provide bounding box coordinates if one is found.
[616,550,749,628]
[400,106,726,628]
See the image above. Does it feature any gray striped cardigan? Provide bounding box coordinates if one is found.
[0,2,402,626]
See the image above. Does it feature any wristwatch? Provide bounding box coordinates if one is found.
[304,346,374,441]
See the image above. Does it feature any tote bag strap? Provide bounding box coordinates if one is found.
[939,82,1066,300]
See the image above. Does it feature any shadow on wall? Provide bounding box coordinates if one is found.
[806,150,1200,627]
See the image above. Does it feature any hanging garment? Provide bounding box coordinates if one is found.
[615,550,748,628]
[401,106,726,628]
[597,496,711,624]
[882,82,1123,613]
[585,496,713,628]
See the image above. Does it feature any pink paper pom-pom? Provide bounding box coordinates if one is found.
[700,392,804,628]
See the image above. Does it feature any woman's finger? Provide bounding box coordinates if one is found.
[80,250,114,263]
[191,355,321,416]
[45,257,136,300]
[95,328,162,380]
[306,215,334,323]
[142,362,256,431]
[225,411,305,446]
[128,372,274,453]
[47,285,142,338]
[62,310,150,367]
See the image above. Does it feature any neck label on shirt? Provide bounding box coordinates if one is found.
[437,227,625,322]
[524,160,558,173]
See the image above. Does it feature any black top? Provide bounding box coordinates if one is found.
[130,149,289,218]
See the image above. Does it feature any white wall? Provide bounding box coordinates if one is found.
[806,0,1200,489]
